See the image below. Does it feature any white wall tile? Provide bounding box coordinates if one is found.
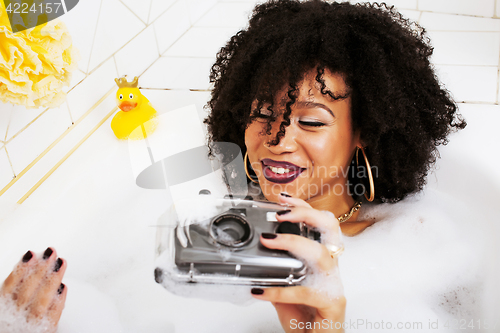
[115,25,160,78]
[154,0,191,54]
[497,78,500,103]
[66,59,118,121]
[5,105,46,141]
[195,2,255,28]
[184,0,217,24]
[419,0,495,17]
[88,0,145,73]
[398,9,421,21]
[497,0,500,17]
[164,27,237,57]
[0,103,12,141]
[0,147,14,189]
[60,0,102,74]
[8,103,72,174]
[435,65,498,103]
[148,0,177,23]
[141,57,214,90]
[66,70,87,93]
[429,31,500,66]
[120,0,151,24]
[420,12,500,31]
[137,89,210,116]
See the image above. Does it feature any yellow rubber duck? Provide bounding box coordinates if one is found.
[111,76,158,140]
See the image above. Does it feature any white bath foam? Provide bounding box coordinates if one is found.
[57,278,125,333]
[345,290,444,332]
[0,296,56,333]
[341,188,487,325]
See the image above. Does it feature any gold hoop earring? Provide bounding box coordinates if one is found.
[244,152,259,184]
[356,146,375,202]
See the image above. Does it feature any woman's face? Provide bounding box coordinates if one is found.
[245,69,361,204]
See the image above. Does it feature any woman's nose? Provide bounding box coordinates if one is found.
[265,120,299,154]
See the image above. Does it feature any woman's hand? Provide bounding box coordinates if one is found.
[0,248,67,331]
[251,194,346,332]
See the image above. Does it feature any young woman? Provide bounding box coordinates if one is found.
[2,0,465,331]
[204,0,464,330]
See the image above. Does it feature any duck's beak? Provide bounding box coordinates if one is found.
[118,101,137,112]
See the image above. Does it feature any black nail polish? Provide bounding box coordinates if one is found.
[276,210,290,216]
[280,192,291,198]
[251,288,264,295]
[43,248,53,260]
[54,258,63,272]
[261,233,277,239]
[57,283,65,295]
[22,251,33,263]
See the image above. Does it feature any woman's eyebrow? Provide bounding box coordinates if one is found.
[295,101,335,117]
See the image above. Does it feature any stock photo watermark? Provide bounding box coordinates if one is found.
[250,161,379,198]
[291,318,499,331]
[2,0,79,33]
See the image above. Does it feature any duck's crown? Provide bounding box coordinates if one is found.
[115,76,138,88]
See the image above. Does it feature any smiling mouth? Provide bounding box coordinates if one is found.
[261,158,306,184]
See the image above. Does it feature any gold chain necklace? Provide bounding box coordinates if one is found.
[337,201,362,223]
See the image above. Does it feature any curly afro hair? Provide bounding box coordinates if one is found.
[204,0,466,202]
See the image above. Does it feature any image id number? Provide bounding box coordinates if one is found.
[5,2,62,14]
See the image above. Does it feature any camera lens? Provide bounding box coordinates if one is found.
[210,214,252,247]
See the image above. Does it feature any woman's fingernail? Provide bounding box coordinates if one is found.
[251,288,264,295]
[280,192,291,198]
[54,258,63,272]
[57,283,65,295]
[43,248,53,260]
[261,233,277,239]
[276,210,290,216]
[22,251,33,263]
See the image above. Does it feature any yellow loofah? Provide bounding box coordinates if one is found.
[0,1,79,108]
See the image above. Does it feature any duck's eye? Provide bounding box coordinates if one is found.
[119,94,123,100]
[129,94,133,99]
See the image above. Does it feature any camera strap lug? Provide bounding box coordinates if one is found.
[189,263,195,282]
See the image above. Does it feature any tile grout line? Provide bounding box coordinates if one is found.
[4,107,49,145]
[3,106,13,141]
[146,0,152,26]
[3,146,16,178]
[65,100,75,125]
[86,0,104,74]
[433,63,500,68]
[0,87,116,198]
[152,24,161,57]
[148,0,180,27]
[113,55,120,77]
[118,0,147,25]
[497,32,500,104]
[89,0,214,76]
[427,30,500,33]
[18,107,118,204]
[87,26,148,76]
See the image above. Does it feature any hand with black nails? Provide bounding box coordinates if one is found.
[251,193,346,332]
[1,247,67,331]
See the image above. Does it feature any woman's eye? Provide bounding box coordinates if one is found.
[129,94,133,99]
[299,120,326,127]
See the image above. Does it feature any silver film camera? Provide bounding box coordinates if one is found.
[155,195,320,286]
